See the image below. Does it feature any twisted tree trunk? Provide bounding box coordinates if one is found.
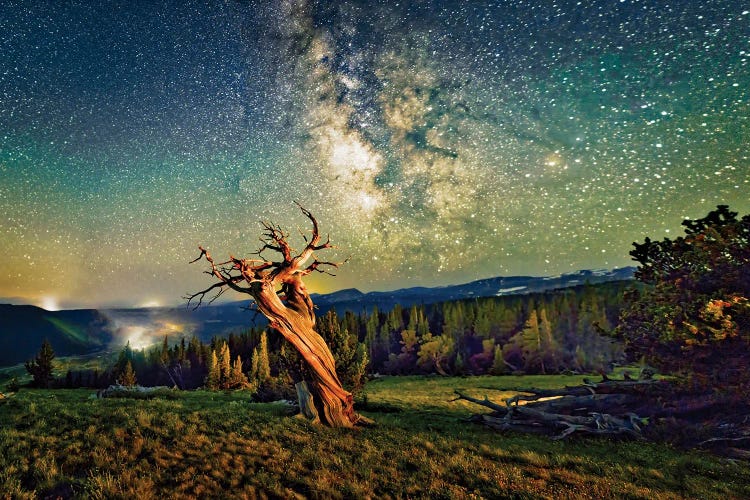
[187,204,368,427]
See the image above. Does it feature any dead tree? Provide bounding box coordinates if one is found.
[187,203,369,428]
[453,375,750,458]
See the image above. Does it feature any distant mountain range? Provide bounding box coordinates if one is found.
[309,267,636,314]
[0,267,634,367]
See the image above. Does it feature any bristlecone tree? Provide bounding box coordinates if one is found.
[618,205,750,389]
[187,204,369,427]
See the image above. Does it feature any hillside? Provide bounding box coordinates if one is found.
[1,375,747,498]
[0,305,113,367]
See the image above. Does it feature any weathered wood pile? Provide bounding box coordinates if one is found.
[455,373,750,459]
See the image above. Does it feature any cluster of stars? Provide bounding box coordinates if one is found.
[0,0,748,308]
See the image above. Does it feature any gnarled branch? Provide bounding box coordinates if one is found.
[186,204,363,428]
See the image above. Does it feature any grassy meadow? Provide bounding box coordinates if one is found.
[1,374,749,499]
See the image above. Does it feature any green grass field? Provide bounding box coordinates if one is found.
[1,375,748,499]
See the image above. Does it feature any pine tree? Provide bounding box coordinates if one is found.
[25,339,55,388]
[538,307,559,373]
[349,343,369,391]
[229,355,249,389]
[490,345,507,375]
[115,341,133,374]
[520,309,543,373]
[160,335,170,365]
[218,342,232,388]
[251,331,271,385]
[206,350,220,390]
[120,360,137,387]
[257,331,271,382]
[250,347,260,383]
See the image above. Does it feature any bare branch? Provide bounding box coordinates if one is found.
[189,246,208,264]
[186,205,362,427]
[184,281,229,310]
[300,257,349,277]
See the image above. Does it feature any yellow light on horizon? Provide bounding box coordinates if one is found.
[40,296,60,311]
[123,326,154,350]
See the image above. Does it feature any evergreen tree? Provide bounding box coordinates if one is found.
[490,345,507,375]
[114,341,134,374]
[257,331,271,382]
[317,311,369,391]
[407,305,429,337]
[218,342,232,388]
[251,331,271,385]
[520,309,544,373]
[206,350,220,390]
[538,307,560,373]
[384,329,419,374]
[120,360,137,387]
[160,335,170,365]
[229,356,249,389]
[25,339,55,388]
[349,343,369,391]
[619,205,750,387]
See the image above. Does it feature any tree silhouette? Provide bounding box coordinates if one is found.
[25,339,55,388]
[188,204,369,427]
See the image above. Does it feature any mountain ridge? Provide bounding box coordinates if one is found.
[0,267,635,367]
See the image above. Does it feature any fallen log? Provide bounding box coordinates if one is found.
[453,388,646,440]
[455,375,750,458]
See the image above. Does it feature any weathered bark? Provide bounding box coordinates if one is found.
[454,385,647,440]
[295,381,320,423]
[187,204,367,427]
[455,376,750,457]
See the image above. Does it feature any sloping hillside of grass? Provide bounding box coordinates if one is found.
[0,304,112,367]
[1,376,748,499]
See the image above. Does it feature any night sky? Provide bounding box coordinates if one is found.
[1,0,748,309]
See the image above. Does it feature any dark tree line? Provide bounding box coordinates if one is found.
[361,280,629,376]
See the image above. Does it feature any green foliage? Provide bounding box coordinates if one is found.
[218,342,232,387]
[32,281,633,391]
[316,311,368,391]
[227,355,250,390]
[205,350,220,390]
[619,205,750,388]
[384,329,419,374]
[24,339,55,388]
[490,345,506,375]
[6,377,20,392]
[250,331,271,386]
[416,333,453,375]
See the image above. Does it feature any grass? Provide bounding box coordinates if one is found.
[1,375,748,499]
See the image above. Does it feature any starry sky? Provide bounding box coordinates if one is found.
[1,0,748,309]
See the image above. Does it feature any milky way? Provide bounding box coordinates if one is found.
[1,0,748,308]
